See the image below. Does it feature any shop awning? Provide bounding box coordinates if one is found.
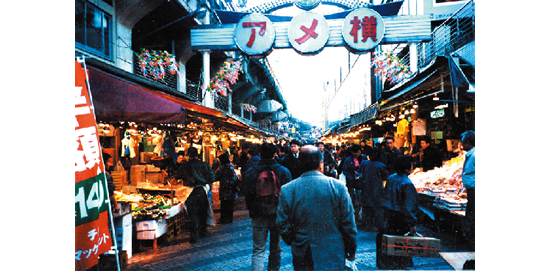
[380,56,449,111]
[350,102,379,127]
[87,66,187,124]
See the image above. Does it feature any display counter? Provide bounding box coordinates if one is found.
[409,154,470,239]
[134,203,184,250]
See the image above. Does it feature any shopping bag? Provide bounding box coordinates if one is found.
[345,259,358,271]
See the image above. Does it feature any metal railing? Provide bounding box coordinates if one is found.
[388,0,475,85]
[418,0,475,69]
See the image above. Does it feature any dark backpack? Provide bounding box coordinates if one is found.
[220,165,237,200]
[254,165,281,216]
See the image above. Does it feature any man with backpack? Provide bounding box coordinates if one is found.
[242,143,292,271]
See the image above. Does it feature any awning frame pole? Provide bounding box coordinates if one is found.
[76,56,121,271]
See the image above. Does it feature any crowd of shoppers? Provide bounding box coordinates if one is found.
[150,130,474,270]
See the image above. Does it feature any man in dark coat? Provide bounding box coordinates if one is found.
[242,143,292,271]
[282,139,302,180]
[342,144,368,209]
[380,136,402,175]
[359,147,388,231]
[242,146,261,176]
[178,147,215,243]
[419,138,442,171]
[377,155,418,269]
[316,141,337,178]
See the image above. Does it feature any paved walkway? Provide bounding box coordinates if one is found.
[126,197,470,270]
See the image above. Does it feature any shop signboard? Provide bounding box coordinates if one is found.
[75,59,113,270]
[288,12,329,54]
[430,109,445,119]
[342,8,385,52]
[235,13,276,56]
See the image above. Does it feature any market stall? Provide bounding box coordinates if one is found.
[409,154,469,238]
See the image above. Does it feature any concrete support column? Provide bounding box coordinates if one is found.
[201,50,212,107]
[410,43,418,73]
[201,10,213,108]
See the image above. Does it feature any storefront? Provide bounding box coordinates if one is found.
[85,61,269,258]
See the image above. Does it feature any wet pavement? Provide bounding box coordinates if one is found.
[126,197,471,270]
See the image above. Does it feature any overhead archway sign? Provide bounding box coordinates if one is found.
[191,9,432,55]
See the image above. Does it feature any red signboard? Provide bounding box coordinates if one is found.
[235,13,275,56]
[288,12,329,54]
[75,59,113,270]
[342,8,385,52]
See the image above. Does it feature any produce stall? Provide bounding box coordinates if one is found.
[115,183,194,250]
[408,154,469,238]
[114,180,221,251]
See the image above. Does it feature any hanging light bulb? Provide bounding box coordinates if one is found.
[413,103,418,108]
[433,94,439,101]
[405,109,410,115]
[410,108,416,114]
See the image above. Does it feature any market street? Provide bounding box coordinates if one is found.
[126,197,470,270]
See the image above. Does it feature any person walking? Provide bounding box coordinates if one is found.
[242,143,292,271]
[277,145,357,270]
[242,146,260,176]
[380,136,402,175]
[342,144,368,221]
[377,155,419,269]
[179,147,215,244]
[282,139,302,180]
[316,141,337,178]
[460,130,475,251]
[359,147,388,231]
[215,153,238,224]
[419,138,443,171]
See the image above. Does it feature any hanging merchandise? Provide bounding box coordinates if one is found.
[205,59,243,97]
[121,131,136,158]
[412,118,427,136]
[396,118,409,135]
[240,103,257,113]
[372,51,413,83]
[137,49,179,81]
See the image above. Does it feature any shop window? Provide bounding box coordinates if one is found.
[75,0,112,59]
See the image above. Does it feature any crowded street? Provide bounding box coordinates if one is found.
[74,0,478,270]
[125,197,470,270]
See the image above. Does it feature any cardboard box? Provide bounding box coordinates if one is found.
[381,234,440,258]
[130,165,146,185]
[114,213,133,258]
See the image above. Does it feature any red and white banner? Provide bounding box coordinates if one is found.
[75,59,112,270]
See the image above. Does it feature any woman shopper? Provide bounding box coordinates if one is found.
[376,155,419,269]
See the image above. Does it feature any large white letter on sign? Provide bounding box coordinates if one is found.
[288,12,329,54]
[342,8,385,52]
[235,13,275,56]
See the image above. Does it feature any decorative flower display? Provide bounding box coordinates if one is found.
[138,49,179,81]
[372,51,413,83]
[206,60,242,97]
[240,103,257,113]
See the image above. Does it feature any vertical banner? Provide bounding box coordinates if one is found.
[75,59,113,270]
